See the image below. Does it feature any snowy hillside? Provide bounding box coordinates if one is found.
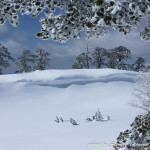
[0,69,143,150]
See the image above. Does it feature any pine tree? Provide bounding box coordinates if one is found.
[94,109,103,121]
[107,46,131,70]
[132,57,145,72]
[0,43,14,74]
[72,52,92,69]
[72,53,87,69]
[15,49,34,73]
[70,118,79,125]
[72,43,91,69]
[1,1,150,42]
[114,111,150,150]
[92,47,107,69]
[116,73,150,150]
[127,64,134,71]
[34,48,50,71]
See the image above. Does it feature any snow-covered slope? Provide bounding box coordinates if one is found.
[0,69,143,150]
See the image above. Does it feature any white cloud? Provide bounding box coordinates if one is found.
[37,39,89,68]
[11,30,28,42]
[0,23,9,33]
[88,29,150,59]
[38,37,88,58]
[1,21,149,69]
[36,28,150,68]
[1,39,27,54]
[0,25,30,56]
[39,28,150,58]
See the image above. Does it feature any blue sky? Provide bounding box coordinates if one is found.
[0,12,150,73]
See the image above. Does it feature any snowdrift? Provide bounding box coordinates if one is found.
[0,69,142,150]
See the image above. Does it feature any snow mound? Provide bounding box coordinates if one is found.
[0,69,137,88]
[0,69,142,150]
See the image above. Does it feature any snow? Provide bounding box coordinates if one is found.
[111,5,121,15]
[0,69,143,150]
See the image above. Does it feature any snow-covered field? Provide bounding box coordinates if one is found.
[0,69,143,150]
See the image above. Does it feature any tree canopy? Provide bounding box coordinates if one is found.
[0,43,14,74]
[114,111,150,150]
[0,0,150,42]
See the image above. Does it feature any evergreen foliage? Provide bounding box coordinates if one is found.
[0,0,150,42]
[60,117,64,123]
[107,46,131,70]
[72,45,149,72]
[132,57,146,72]
[146,60,150,71]
[85,109,110,122]
[0,43,14,74]
[15,50,34,73]
[70,118,79,125]
[114,111,150,150]
[34,48,50,71]
[118,73,150,150]
[92,47,107,68]
[72,52,92,69]
[55,116,60,123]
[54,116,79,125]
[15,48,50,73]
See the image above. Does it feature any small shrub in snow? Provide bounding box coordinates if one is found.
[55,110,110,125]
[85,117,93,122]
[55,116,66,123]
[86,109,110,122]
[94,109,104,121]
[55,116,79,125]
[107,115,110,120]
[60,117,64,123]
[55,116,60,123]
[70,118,79,125]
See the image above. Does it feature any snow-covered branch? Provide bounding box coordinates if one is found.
[130,72,150,111]
[0,0,150,42]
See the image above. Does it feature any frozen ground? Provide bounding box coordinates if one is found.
[0,69,143,150]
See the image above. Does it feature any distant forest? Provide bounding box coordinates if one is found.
[0,43,150,74]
